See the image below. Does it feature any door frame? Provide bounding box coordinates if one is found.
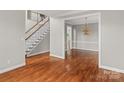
[66,25,72,50]
[64,12,101,68]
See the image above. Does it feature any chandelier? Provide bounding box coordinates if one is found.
[82,17,90,35]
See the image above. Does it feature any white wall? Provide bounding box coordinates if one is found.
[30,32,50,56]
[72,23,98,51]
[101,11,124,72]
[50,17,65,59]
[0,10,25,73]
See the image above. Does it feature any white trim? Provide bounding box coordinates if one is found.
[64,13,101,20]
[56,10,88,18]
[27,50,49,57]
[50,54,65,59]
[73,41,98,44]
[72,47,98,52]
[72,41,98,51]
[0,63,26,74]
[100,65,124,73]
[66,25,73,49]
[98,13,102,68]
[65,21,98,26]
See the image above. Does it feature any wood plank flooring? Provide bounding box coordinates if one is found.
[0,49,124,82]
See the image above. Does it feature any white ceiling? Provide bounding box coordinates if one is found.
[36,10,88,18]
[65,15,99,25]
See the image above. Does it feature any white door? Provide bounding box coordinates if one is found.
[67,26,72,52]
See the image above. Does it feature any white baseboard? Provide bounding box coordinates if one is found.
[72,47,98,52]
[50,54,65,59]
[28,50,49,57]
[0,63,26,74]
[100,65,124,73]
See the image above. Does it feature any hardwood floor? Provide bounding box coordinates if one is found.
[0,49,124,82]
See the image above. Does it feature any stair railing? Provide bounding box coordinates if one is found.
[25,17,49,40]
[25,11,49,40]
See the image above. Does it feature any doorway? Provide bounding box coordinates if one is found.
[66,25,72,55]
[64,13,101,67]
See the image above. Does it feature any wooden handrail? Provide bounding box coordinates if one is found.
[25,18,49,40]
[25,19,42,34]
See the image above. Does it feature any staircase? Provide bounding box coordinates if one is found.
[25,11,50,56]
